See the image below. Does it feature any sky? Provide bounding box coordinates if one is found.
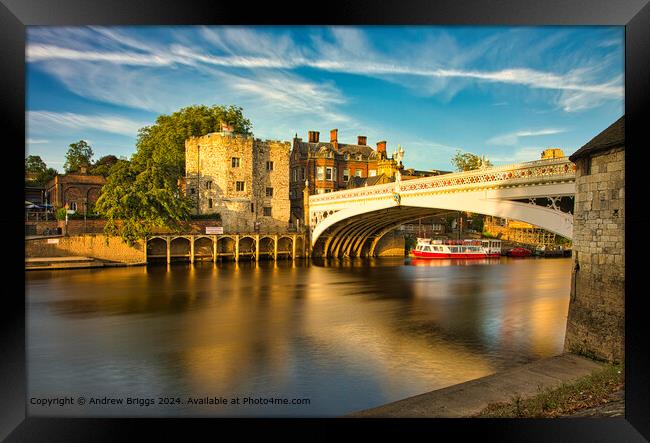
[26,26,624,172]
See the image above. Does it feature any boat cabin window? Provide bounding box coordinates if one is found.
[423,246,431,252]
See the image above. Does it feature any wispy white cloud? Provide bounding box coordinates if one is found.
[26,138,49,144]
[487,128,567,146]
[27,111,147,137]
[27,27,623,113]
[490,146,548,164]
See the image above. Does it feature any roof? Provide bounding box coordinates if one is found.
[569,116,624,161]
[346,173,392,189]
[293,140,376,158]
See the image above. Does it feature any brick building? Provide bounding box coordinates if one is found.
[564,116,625,363]
[184,128,291,232]
[289,129,405,225]
[45,167,106,213]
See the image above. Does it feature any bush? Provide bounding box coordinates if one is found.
[55,208,67,221]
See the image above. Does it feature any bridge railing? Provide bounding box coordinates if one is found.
[309,157,575,205]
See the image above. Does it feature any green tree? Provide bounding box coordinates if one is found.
[25,155,47,174]
[25,155,58,186]
[95,160,192,245]
[64,140,94,173]
[90,154,119,177]
[133,104,251,175]
[451,150,493,172]
[95,104,251,243]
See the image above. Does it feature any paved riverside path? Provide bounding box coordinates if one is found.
[348,353,603,418]
[25,256,146,270]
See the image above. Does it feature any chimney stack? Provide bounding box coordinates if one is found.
[220,122,234,133]
[308,131,320,143]
[330,129,338,143]
[377,140,387,158]
[357,135,367,146]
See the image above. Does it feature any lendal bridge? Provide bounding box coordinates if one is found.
[307,157,576,257]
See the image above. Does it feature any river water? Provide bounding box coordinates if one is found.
[26,257,571,417]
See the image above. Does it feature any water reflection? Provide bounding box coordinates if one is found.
[27,257,571,417]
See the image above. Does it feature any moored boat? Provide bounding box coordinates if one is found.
[506,247,532,257]
[410,238,501,259]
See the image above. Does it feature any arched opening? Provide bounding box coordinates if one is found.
[146,237,167,262]
[258,236,275,259]
[194,237,214,261]
[170,237,191,262]
[216,236,236,261]
[238,236,255,260]
[277,237,293,258]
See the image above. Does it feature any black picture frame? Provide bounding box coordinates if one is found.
[4,0,649,440]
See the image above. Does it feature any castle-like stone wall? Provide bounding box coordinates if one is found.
[564,147,624,362]
[185,132,290,232]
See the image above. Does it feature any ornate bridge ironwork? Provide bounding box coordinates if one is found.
[307,157,576,257]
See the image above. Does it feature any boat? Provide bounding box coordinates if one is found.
[410,238,501,259]
[506,247,532,257]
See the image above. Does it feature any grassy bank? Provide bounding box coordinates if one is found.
[475,363,623,418]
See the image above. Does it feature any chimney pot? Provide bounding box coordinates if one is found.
[308,131,320,143]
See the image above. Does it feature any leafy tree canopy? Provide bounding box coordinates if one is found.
[25,155,58,186]
[25,155,47,174]
[64,140,94,173]
[133,104,252,176]
[451,150,493,172]
[90,154,119,177]
[95,104,252,243]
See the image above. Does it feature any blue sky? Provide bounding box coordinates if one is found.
[26,26,624,172]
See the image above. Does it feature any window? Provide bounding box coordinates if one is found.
[317,188,325,194]
[231,157,240,167]
[266,187,273,197]
[333,167,337,181]
[326,167,332,181]
[263,207,272,217]
[344,153,349,160]
[208,198,213,208]
[251,203,254,213]
[325,189,331,193]
[206,180,212,189]
[293,168,298,182]
[190,188,196,194]
[369,170,377,177]
[70,201,77,211]
[355,170,362,177]
[343,169,349,182]
[266,161,274,171]
[317,166,324,180]
[301,168,305,180]
[236,181,245,192]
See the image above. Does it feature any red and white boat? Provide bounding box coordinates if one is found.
[410,238,501,259]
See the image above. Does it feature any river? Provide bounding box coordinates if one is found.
[26,257,571,417]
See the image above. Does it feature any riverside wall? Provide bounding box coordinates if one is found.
[25,235,146,264]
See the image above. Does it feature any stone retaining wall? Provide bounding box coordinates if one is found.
[25,235,146,264]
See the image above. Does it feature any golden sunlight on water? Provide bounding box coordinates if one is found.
[26,257,571,417]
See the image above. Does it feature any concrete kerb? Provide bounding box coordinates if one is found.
[347,353,604,418]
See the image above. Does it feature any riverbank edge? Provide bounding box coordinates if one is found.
[25,258,147,271]
[346,353,605,418]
